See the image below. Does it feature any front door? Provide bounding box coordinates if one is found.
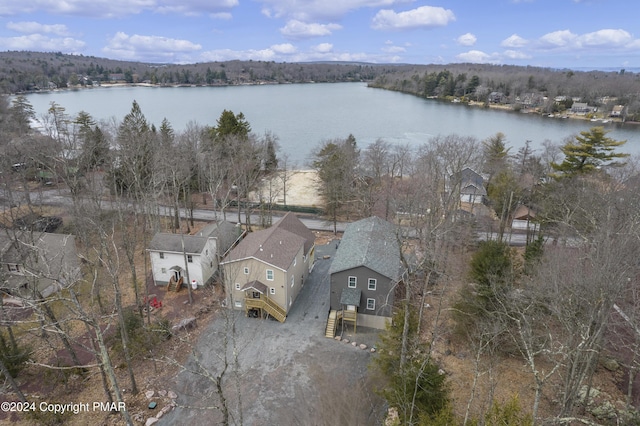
[173,270,182,282]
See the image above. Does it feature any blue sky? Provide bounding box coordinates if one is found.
[0,0,638,69]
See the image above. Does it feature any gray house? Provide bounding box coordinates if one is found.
[1,232,81,298]
[327,216,403,336]
[450,167,487,204]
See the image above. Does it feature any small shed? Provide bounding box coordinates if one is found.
[511,205,539,232]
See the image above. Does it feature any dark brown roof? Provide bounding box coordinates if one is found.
[223,212,313,271]
[241,280,268,294]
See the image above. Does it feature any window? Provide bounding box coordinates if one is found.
[205,249,208,256]
[368,278,377,291]
[270,287,276,295]
[235,283,241,290]
[187,255,193,263]
[8,264,20,273]
[234,301,242,308]
[210,261,213,267]
[266,270,274,281]
[161,268,166,274]
[293,257,297,266]
[348,276,357,288]
[159,252,164,259]
[243,267,249,275]
[291,276,295,287]
[366,298,375,310]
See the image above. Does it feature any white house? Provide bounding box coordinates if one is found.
[148,221,240,288]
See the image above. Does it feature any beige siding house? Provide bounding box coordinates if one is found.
[221,212,315,322]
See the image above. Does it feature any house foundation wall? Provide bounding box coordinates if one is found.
[357,313,391,330]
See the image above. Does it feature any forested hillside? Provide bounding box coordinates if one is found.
[0,51,388,93]
[369,63,640,120]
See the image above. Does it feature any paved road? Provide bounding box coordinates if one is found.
[2,187,554,244]
[159,241,384,426]
[0,187,347,233]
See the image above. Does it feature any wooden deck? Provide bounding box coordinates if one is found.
[245,295,287,323]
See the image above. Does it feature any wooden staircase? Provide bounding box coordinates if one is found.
[245,295,287,323]
[325,310,338,338]
[262,296,287,323]
[167,276,184,292]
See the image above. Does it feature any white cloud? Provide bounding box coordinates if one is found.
[455,50,498,64]
[372,6,455,31]
[280,20,342,39]
[503,50,531,60]
[155,0,238,15]
[6,21,71,36]
[501,34,528,48]
[312,43,333,53]
[103,32,201,62]
[539,29,578,48]
[271,43,297,54]
[456,33,476,46]
[535,28,639,51]
[579,29,632,47]
[382,45,406,53]
[0,34,85,53]
[201,44,402,64]
[210,12,233,19]
[258,0,411,21]
[0,0,238,18]
[201,48,278,62]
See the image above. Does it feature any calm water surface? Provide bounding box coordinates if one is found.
[25,83,640,165]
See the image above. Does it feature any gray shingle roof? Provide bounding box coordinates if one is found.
[149,233,208,254]
[0,232,80,296]
[148,220,239,255]
[329,216,402,280]
[340,288,361,306]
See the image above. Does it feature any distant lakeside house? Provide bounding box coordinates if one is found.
[0,232,81,298]
[148,221,240,290]
[327,216,404,335]
[450,167,487,205]
[220,212,315,323]
[570,102,595,114]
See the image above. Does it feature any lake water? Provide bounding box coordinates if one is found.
[25,82,640,166]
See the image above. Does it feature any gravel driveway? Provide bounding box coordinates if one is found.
[159,241,385,426]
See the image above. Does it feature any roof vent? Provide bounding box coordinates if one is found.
[259,245,263,251]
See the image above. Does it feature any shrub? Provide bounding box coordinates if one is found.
[110,310,172,359]
[371,305,449,424]
[0,332,30,379]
